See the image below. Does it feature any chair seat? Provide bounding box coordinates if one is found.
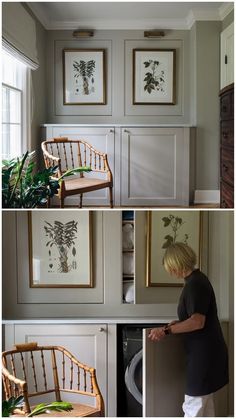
[64,176,112,195]
[28,403,101,417]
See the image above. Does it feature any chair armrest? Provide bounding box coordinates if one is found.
[81,141,105,158]
[2,365,26,388]
[81,141,113,180]
[41,147,62,177]
[42,148,61,164]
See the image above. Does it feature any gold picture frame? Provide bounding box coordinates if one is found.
[63,48,106,105]
[133,49,176,105]
[28,211,93,288]
[146,211,203,287]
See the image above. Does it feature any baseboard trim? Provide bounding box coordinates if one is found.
[194,190,220,204]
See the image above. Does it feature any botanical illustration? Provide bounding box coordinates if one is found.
[143,60,165,94]
[73,60,96,95]
[161,214,189,249]
[44,220,78,273]
[64,49,105,105]
[133,49,175,104]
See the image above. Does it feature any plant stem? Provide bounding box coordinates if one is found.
[9,152,29,204]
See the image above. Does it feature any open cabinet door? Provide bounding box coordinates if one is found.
[143,328,186,417]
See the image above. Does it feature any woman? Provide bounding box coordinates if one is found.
[148,242,228,417]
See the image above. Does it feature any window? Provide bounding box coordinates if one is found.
[2,50,30,159]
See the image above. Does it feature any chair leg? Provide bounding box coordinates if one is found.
[47,197,50,208]
[60,197,64,208]
[79,194,83,208]
[109,187,113,208]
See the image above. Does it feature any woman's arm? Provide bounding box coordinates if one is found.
[148,313,205,342]
[167,313,206,334]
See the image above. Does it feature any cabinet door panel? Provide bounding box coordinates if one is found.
[121,128,190,206]
[14,325,107,410]
[49,127,115,206]
[221,23,234,89]
[143,328,185,417]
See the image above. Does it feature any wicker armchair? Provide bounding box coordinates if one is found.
[41,137,113,208]
[2,342,105,417]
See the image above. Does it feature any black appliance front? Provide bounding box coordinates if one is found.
[117,324,162,417]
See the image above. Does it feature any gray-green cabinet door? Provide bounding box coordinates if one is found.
[121,127,191,206]
[13,324,108,412]
[142,328,186,417]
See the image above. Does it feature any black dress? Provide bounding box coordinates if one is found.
[177,269,229,397]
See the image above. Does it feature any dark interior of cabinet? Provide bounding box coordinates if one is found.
[116,323,163,417]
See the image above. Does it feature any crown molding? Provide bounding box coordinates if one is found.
[186,8,224,29]
[219,2,234,20]
[44,18,188,31]
[27,2,50,28]
[27,3,234,31]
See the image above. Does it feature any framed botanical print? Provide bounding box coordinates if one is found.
[63,49,106,105]
[133,49,176,105]
[146,211,202,287]
[29,211,93,288]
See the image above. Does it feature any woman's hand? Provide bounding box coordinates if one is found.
[148,327,165,342]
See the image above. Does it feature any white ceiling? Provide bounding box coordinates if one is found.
[27,2,234,30]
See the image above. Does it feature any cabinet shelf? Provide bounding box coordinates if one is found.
[122,211,135,304]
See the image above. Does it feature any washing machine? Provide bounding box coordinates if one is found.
[117,324,161,417]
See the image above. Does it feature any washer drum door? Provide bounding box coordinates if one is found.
[125,349,142,405]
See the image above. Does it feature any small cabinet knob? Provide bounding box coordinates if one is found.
[109,129,114,133]
[99,327,105,332]
[124,129,129,133]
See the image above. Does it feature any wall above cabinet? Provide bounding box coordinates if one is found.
[46,29,191,124]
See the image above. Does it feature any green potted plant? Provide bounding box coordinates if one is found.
[2,151,91,208]
[2,396,24,417]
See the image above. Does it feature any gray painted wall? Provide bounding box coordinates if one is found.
[3,2,231,190]
[44,24,223,191]
[193,21,221,190]
[46,29,191,125]
[208,210,234,416]
[2,210,232,320]
[2,209,233,415]
[3,1,234,190]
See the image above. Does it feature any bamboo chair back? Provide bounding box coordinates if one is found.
[42,137,110,178]
[2,342,104,416]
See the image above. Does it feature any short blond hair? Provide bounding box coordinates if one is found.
[163,242,197,275]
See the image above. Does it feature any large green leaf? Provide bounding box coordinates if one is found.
[28,401,73,417]
[59,166,91,180]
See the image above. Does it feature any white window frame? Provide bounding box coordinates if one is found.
[2,50,31,159]
[2,83,23,159]
[23,67,32,153]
